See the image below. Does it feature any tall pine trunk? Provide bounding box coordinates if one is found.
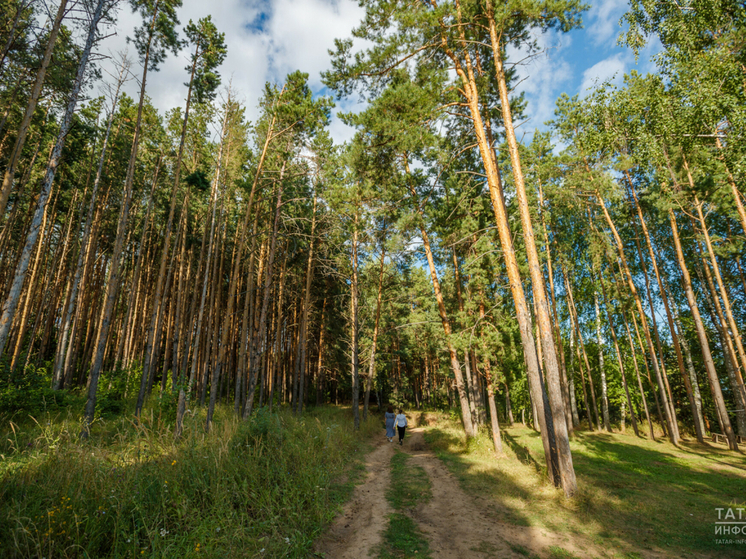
[0,0,105,362]
[0,0,69,218]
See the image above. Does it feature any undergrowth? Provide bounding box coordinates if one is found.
[0,402,378,558]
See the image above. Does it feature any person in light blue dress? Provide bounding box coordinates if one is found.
[384,406,396,442]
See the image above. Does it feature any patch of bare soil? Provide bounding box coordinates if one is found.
[318,427,689,559]
[314,436,395,558]
[402,428,606,559]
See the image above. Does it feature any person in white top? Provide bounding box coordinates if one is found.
[395,409,407,445]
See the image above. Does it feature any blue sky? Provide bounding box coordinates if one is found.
[97,0,660,145]
[507,0,659,138]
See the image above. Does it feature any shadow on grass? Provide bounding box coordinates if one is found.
[425,424,746,558]
[502,431,542,475]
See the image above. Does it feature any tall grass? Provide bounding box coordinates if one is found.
[0,402,379,558]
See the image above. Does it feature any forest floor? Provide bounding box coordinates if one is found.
[315,413,746,559]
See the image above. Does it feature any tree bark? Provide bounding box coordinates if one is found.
[667,207,737,449]
[350,211,361,430]
[483,0,574,494]
[244,162,286,419]
[364,239,386,421]
[599,268,639,436]
[0,0,104,363]
[404,163,474,438]
[0,0,69,219]
[625,178,703,442]
[595,190,679,445]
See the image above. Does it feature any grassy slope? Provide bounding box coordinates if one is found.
[0,404,377,558]
[423,416,746,559]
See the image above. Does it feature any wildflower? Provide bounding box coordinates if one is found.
[160,528,169,537]
[284,537,290,544]
[171,460,176,466]
[216,527,220,532]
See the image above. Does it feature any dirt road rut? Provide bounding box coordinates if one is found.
[315,427,594,559]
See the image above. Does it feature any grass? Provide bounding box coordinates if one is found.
[0,402,379,558]
[423,414,746,558]
[386,450,432,510]
[377,450,432,559]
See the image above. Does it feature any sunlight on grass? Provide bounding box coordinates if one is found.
[0,403,379,558]
[423,414,746,558]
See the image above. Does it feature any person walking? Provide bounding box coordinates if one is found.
[395,408,407,445]
[384,406,396,442]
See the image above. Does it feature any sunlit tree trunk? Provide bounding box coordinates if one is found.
[539,183,573,433]
[350,210,361,429]
[625,178,703,442]
[667,206,737,449]
[479,300,503,455]
[599,268,639,437]
[482,0,574,494]
[595,191,678,445]
[564,268,599,430]
[0,0,69,219]
[452,247,478,427]
[0,0,105,365]
[405,163,475,438]
[690,188,746,401]
[592,286,611,432]
[364,240,385,421]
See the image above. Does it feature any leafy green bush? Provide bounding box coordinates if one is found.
[0,359,71,414]
[156,386,178,423]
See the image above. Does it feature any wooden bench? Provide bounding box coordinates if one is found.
[712,433,728,444]
[711,433,746,444]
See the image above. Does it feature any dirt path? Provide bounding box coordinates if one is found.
[316,426,700,559]
[405,428,597,559]
[314,437,395,559]
[317,427,595,559]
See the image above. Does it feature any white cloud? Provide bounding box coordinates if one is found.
[579,53,627,95]
[94,0,364,144]
[586,0,628,47]
[506,30,573,134]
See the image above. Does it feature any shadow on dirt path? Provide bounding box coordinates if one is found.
[404,427,593,559]
[316,426,673,559]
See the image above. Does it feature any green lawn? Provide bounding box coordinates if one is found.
[423,416,746,559]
